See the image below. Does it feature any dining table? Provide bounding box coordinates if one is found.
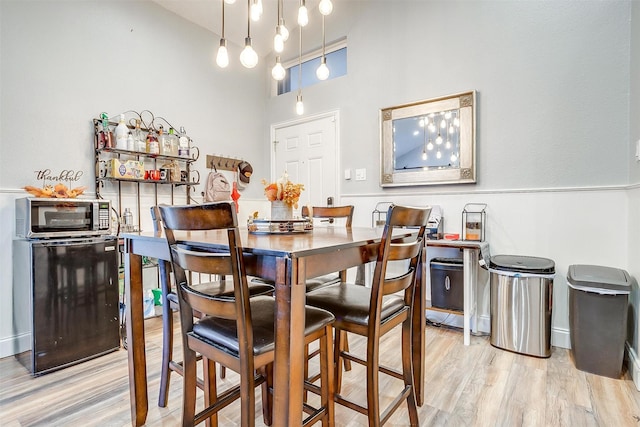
[121,225,426,427]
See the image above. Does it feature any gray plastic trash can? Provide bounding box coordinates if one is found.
[567,264,631,379]
[489,255,555,357]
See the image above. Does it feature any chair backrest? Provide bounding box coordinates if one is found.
[301,205,354,227]
[369,204,431,325]
[158,202,253,348]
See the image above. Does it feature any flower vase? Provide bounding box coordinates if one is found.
[271,200,293,220]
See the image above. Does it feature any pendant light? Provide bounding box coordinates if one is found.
[215,0,229,68]
[318,0,333,16]
[272,56,286,81]
[298,0,309,27]
[250,0,263,21]
[316,15,329,80]
[276,0,289,42]
[296,27,304,115]
[273,0,284,53]
[240,0,258,68]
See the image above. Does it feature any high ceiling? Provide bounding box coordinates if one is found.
[152,0,323,58]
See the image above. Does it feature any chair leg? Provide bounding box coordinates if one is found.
[182,347,198,427]
[401,322,419,426]
[202,357,218,427]
[260,363,274,426]
[158,296,174,407]
[341,331,352,371]
[240,367,256,427]
[303,343,311,402]
[333,328,344,395]
[366,338,381,427]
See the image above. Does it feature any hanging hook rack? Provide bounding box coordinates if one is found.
[206,154,243,172]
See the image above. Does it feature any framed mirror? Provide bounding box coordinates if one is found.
[380,90,476,187]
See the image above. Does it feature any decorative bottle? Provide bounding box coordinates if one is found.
[115,114,128,150]
[178,126,190,157]
[168,128,179,156]
[146,129,159,154]
[126,131,134,151]
[133,119,145,152]
[97,112,113,149]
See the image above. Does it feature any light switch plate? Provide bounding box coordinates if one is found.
[355,168,366,181]
[344,169,351,180]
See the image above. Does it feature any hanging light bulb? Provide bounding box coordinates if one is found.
[444,111,452,119]
[240,0,258,68]
[240,37,258,68]
[454,117,460,127]
[296,93,304,115]
[449,123,455,134]
[216,39,229,68]
[428,122,436,133]
[272,57,286,80]
[451,153,458,162]
[436,150,442,159]
[250,0,262,21]
[445,140,452,149]
[318,0,333,15]
[215,0,229,68]
[422,150,427,161]
[274,31,284,52]
[298,0,309,26]
[440,118,447,129]
[279,21,289,41]
[436,133,443,145]
[427,140,434,151]
[316,58,329,80]
[316,15,329,80]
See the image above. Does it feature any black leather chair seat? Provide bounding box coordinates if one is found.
[192,296,335,357]
[166,281,274,305]
[306,283,407,328]
[304,273,340,293]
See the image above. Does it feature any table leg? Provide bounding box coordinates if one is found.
[272,257,306,426]
[124,250,148,427]
[462,248,479,346]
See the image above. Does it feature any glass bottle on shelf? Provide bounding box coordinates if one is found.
[115,114,128,149]
[126,131,134,151]
[178,126,190,157]
[168,127,179,156]
[146,128,159,154]
[133,119,145,152]
[97,112,113,149]
[158,125,171,156]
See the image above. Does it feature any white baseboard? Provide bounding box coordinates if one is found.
[625,342,640,391]
[0,331,30,359]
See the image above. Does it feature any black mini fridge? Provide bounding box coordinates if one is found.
[13,236,121,375]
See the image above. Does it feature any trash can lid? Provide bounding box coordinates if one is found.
[489,254,555,274]
[567,264,631,294]
[430,257,463,265]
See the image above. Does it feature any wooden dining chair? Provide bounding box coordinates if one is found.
[305,204,431,426]
[150,206,274,409]
[300,205,356,381]
[159,202,336,427]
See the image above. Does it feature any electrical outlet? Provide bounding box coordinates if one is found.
[355,168,366,181]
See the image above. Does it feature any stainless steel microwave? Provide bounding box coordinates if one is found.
[15,197,112,239]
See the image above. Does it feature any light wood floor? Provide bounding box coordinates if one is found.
[1,314,639,426]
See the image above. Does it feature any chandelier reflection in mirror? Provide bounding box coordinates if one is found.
[381,91,476,187]
[394,109,461,170]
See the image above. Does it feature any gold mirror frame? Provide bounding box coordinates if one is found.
[380,90,476,187]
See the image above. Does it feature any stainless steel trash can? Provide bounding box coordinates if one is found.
[489,255,555,357]
[567,264,630,378]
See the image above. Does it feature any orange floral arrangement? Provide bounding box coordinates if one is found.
[24,183,87,198]
[262,172,304,208]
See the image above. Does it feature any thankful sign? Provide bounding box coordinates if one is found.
[34,169,83,183]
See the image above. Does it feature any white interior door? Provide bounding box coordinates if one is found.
[272,112,338,209]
